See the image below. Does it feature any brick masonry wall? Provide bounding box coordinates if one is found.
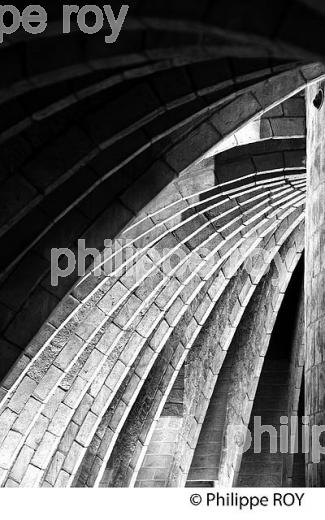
[0,29,319,484]
[0,63,316,383]
[133,221,304,487]
[0,156,305,487]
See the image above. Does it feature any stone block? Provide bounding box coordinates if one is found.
[211,93,261,136]
[73,394,93,427]
[48,403,72,437]
[20,464,43,487]
[135,270,164,301]
[54,334,84,371]
[0,252,48,312]
[121,160,175,214]
[8,376,38,414]
[31,431,57,470]
[48,296,79,329]
[13,397,40,434]
[78,349,103,381]
[149,320,170,352]
[136,305,162,338]
[42,388,66,420]
[253,69,304,110]
[76,412,98,446]
[119,332,144,366]
[25,322,57,359]
[114,294,142,328]
[91,385,112,416]
[4,288,59,349]
[0,409,17,445]
[62,441,86,474]
[165,123,220,174]
[97,282,129,315]
[96,322,121,355]
[33,366,63,401]
[25,414,49,450]
[59,422,79,456]
[44,451,65,486]
[75,307,106,341]
[0,430,22,469]
[64,376,87,409]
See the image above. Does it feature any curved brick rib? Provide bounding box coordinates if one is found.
[0,61,311,489]
[0,177,304,486]
[0,64,310,247]
[82,173,305,287]
[101,214,305,488]
[136,223,304,487]
[0,70,311,377]
[0,152,304,376]
[69,195,306,488]
[219,227,304,486]
[207,94,306,155]
[2,1,325,489]
[0,66,311,374]
[0,59,296,147]
[0,181,304,416]
[179,225,304,488]
[0,174,305,393]
[0,66,311,288]
[67,195,304,488]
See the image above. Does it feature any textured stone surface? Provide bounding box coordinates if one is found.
[305,82,325,486]
[0,16,319,486]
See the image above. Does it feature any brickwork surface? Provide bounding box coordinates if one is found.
[0,15,321,485]
[305,83,325,486]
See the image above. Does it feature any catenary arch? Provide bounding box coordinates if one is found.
[0,152,306,485]
[0,64,313,385]
[1,2,324,485]
[135,223,304,488]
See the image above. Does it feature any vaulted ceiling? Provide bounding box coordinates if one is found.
[0,0,323,487]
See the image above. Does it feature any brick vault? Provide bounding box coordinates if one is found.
[0,0,325,488]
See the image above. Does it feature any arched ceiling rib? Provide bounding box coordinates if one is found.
[0,3,321,486]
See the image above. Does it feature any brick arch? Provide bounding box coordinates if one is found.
[76,175,305,488]
[0,150,306,486]
[0,37,318,488]
[55,183,306,485]
[1,126,307,386]
[136,222,304,487]
[212,93,306,155]
[0,64,315,384]
[1,54,298,147]
[217,230,304,487]
[2,0,325,491]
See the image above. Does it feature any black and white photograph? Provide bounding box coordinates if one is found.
[0,1,324,518]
